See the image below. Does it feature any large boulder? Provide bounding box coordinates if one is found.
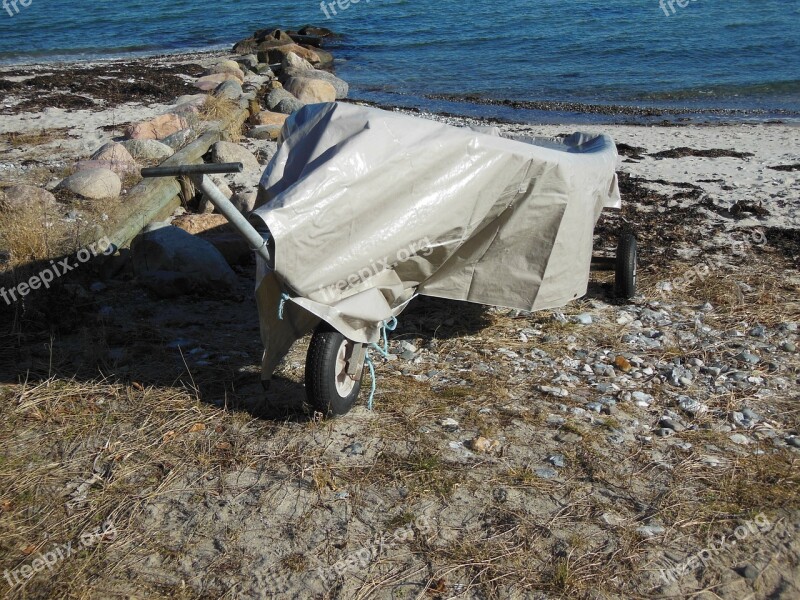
[283,68,348,99]
[198,175,233,213]
[91,142,135,164]
[58,168,121,200]
[73,159,140,177]
[214,79,243,101]
[204,60,245,82]
[230,190,257,214]
[254,29,294,47]
[258,44,320,66]
[127,114,188,140]
[248,125,282,141]
[235,54,259,72]
[120,139,174,162]
[282,52,315,72]
[306,46,334,68]
[131,224,237,298]
[194,73,241,91]
[212,141,261,171]
[172,213,230,235]
[161,128,197,150]
[283,77,336,104]
[0,184,58,212]
[265,87,305,114]
[251,110,288,127]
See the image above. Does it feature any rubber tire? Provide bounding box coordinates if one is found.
[305,326,364,417]
[615,233,637,300]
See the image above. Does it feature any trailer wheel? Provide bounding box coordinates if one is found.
[615,233,637,299]
[305,326,365,417]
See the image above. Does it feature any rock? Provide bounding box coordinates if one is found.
[534,467,558,479]
[194,73,242,91]
[654,428,674,438]
[171,213,230,235]
[0,184,58,212]
[198,175,233,213]
[343,442,364,456]
[637,524,665,538]
[91,142,135,163]
[631,391,654,407]
[212,141,261,171]
[265,87,305,114]
[468,436,500,453]
[548,454,566,468]
[282,52,314,72]
[248,125,283,141]
[73,159,140,177]
[204,60,245,81]
[259,44,320,66]
[251,110,289,127]
[678,396,707,417]
[161,128,196,151]
[729,434,750,445]
[572,313,593,325]
[735,564,759,582]
[440,418,459,432]
[236,54,259,72]
[307,46,334,68]
[585,402,602,413]
[127,113,188,140]
[659,418,683,432]
[283,67,349,99]
[214,79,244,101]
[131,224,237,297]
[786,436,800,449]
[254,28,295,48]
[614,356,632,372]
[120,139,174,162]
[57,168,121,200]
[537,385,568,398]
[781,341,796,352]
[736,351,760,364]
[230,190,257,214]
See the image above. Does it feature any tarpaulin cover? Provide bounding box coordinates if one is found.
[250,102,620,380]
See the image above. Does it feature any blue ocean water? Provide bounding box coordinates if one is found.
[0,0,798,118]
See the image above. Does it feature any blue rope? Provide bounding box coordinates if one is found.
[277,293,291,320]
[365,353,377,411]
[365,316,399,410]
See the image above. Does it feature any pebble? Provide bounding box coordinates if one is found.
[632,391,654,407]
[637,524,665,537]
[659,418,683,432]
[344,442,364,456]
[736,351,760,364]
[736,564,759,582]
[573,313,593,325]
[678,396,707,417]
[729,434,750,445]
[441,418,459,432]
[585,402,603,413]
[548,454,566,468]
[538,385,568,398]
[786,436,800,449]
[534,467,558,480]
[654,428,674,438]
[781,342,796,352]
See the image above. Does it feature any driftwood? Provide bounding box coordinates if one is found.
[81,102,252,252]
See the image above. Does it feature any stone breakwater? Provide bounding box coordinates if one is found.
[42,26,349,204]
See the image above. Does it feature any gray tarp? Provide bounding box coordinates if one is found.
[250,102,621,380]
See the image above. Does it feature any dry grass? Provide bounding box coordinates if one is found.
[197,94,243,143]
[0,128,73,147]
[0,201,71,268]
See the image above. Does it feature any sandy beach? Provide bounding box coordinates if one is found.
[1,41,798,600]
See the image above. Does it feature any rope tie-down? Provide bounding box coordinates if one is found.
[366,316,398,410]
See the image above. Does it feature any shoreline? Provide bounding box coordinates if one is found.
[2,49,799,127]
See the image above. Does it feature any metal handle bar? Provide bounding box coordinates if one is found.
[141,162,243,178]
